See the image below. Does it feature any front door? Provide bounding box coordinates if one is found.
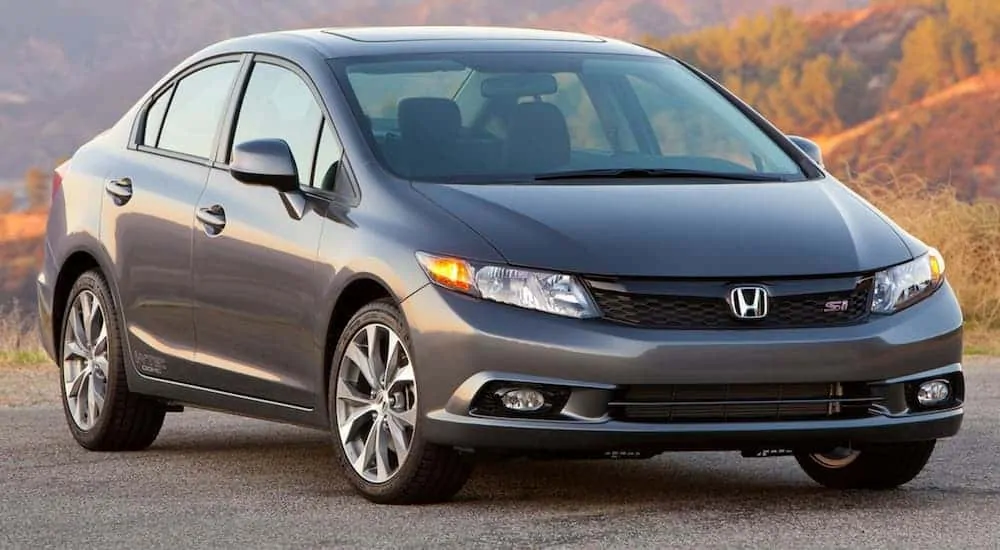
[190,60,344,408]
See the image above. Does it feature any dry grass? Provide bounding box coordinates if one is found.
[0,301,48,366]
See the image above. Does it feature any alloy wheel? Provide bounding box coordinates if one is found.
[335,323,417,483]
[62,290,109,431]
[809,447,861,469]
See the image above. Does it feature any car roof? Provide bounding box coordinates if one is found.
[203,26,660,60]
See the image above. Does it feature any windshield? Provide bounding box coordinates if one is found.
[331,52,805,183]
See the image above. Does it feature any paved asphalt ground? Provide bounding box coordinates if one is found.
[2,359,999,549]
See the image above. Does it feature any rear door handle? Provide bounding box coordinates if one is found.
[104,177,133,205]
[196,204,227,235]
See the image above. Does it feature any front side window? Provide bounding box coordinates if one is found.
[231,63,324,187]
[157,62,240,158]
[332,52,804,183]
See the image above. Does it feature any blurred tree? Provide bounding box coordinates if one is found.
[798,55,847,135]
[947,0,1000,71]
[832,53,874,127]
[643,0,995,144]
[889,16,974,105]
[23,167,49,211]
[0,190,14,214]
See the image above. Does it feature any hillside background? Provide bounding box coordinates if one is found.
[1,0,998,337]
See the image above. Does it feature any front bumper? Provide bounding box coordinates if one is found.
[402,281,965,453]
[424,406,962,453]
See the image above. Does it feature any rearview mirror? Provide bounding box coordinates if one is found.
[230,139,300,193]
[787,136,824,168]
[481,73,558,98]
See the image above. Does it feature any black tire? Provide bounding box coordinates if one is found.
[59,269,166,451]
[794,441,936,490]
[328,299,472,504]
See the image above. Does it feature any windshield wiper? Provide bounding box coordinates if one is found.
[532,168,786,182]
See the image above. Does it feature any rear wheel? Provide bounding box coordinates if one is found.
[794,441,936,490]
[59,270,166,451]
[329,299,472,504]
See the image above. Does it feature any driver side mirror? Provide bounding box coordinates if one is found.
[787,136,824,168]
[230,139,300,193]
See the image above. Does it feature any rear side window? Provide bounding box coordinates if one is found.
[231,63,323,187]
[156,62,240,159]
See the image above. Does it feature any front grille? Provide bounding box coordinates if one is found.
[610,383,882,423]
[589,278,873,329]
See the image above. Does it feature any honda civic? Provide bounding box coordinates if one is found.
[37,26,964,504]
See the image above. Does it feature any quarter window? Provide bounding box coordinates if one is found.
[156,62,240,158]
[231,63,324,187]
[312,121,344,190]
[143,87,172,147]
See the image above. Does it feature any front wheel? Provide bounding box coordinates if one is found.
[794,440,936,490]
[329,299,472,504]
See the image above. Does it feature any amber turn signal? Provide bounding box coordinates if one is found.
[415,253,476,293]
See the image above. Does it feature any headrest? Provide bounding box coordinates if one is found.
[506,101,571,173]
[397,97,461,143]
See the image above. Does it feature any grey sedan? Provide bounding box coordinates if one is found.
[36,26,964,504]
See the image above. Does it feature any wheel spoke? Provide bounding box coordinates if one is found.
[390,404,417,428]
[75,376,89,424]
[383,331,401,385]
[87,372,101,422]
[63,340,88,362]
[353,420,378,475]
[66,365,91,398]
[336,377,374,407]
[374,420,391,481]
[345,342,378,391]
[390,364,414,387]
[93,321,108,357]
[386,415,410,465]
[365,325,386,386]
[69,303,87,350]
[338,404,376,445]
[80,293,96,345]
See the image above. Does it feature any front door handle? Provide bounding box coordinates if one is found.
[196,205,227,236]
[104,178,133,205]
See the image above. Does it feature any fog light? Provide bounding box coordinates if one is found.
[498,388,547,412]
[917,379,951,407]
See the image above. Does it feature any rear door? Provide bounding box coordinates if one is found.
[103,57,243,380]
[189,57,346,408]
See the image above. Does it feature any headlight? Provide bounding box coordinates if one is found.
[415,252,599,319]
[871,249,945,314]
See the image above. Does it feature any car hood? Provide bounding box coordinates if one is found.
[413,178,915,278]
